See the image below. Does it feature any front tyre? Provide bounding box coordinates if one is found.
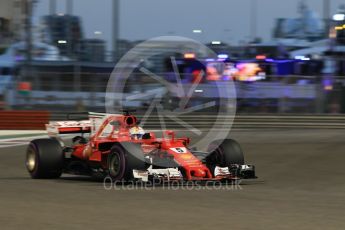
[107,143,146,181]
[206,139,244,175]
[26,139,64,179]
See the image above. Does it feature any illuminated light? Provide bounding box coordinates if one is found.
[206,65,221,81]
[194,89,204,93]
[17,82,32,91]
[184,53,196,59]
[193,29,202,33]
[17,82,32,95]
[324,85,333,91]
[329,27,337,38]
[266,59,293,64]
[94,31,102,35]
[333,13,345,21]
[343,24,345,28]
[256,55,266,60]
[211,41,221,45]
[57,13,64,16]
[217,54,229,59]
[205,58,215,62]
[335,26,343,30]
[58,40,67,44]
[295,55,310,61]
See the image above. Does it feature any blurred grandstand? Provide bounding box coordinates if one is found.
[0,0,345,114]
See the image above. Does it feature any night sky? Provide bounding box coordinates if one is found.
[34,0,345,50]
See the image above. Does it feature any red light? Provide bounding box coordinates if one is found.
[256,55,266,60]
[17,82,32,91]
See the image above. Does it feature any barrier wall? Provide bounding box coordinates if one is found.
[0,111,50,130]
[0,111,344,130]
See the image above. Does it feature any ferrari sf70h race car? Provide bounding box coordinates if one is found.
[25,111,256,182]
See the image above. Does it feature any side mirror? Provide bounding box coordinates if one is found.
[165,130,174,135]
[165,130,175,142]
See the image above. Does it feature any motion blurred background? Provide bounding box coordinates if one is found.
[1,3,344,229]
[1,0,345,129]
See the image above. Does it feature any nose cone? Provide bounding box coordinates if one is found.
[193,168,206,178]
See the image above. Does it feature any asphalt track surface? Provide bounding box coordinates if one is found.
[0,129,344,230]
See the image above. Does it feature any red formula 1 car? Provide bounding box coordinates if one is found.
[25,111,256,182]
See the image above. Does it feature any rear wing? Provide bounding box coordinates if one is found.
[46,120,91,135]
[46,112,109,136]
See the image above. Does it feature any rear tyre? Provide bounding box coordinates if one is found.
[26,139,64,179]
[206,139,244,175]
[107,143,146,181]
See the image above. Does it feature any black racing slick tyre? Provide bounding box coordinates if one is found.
[206,139,244,174]
[26,139,64,179]
[107,143,146,181]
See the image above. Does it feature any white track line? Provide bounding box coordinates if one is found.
[0,135,48,149]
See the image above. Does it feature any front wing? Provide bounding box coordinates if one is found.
[132,164,256,182]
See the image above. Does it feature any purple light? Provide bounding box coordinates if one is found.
[14,55,24,62]
[323,78,333,91]
[265,59,294,64]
